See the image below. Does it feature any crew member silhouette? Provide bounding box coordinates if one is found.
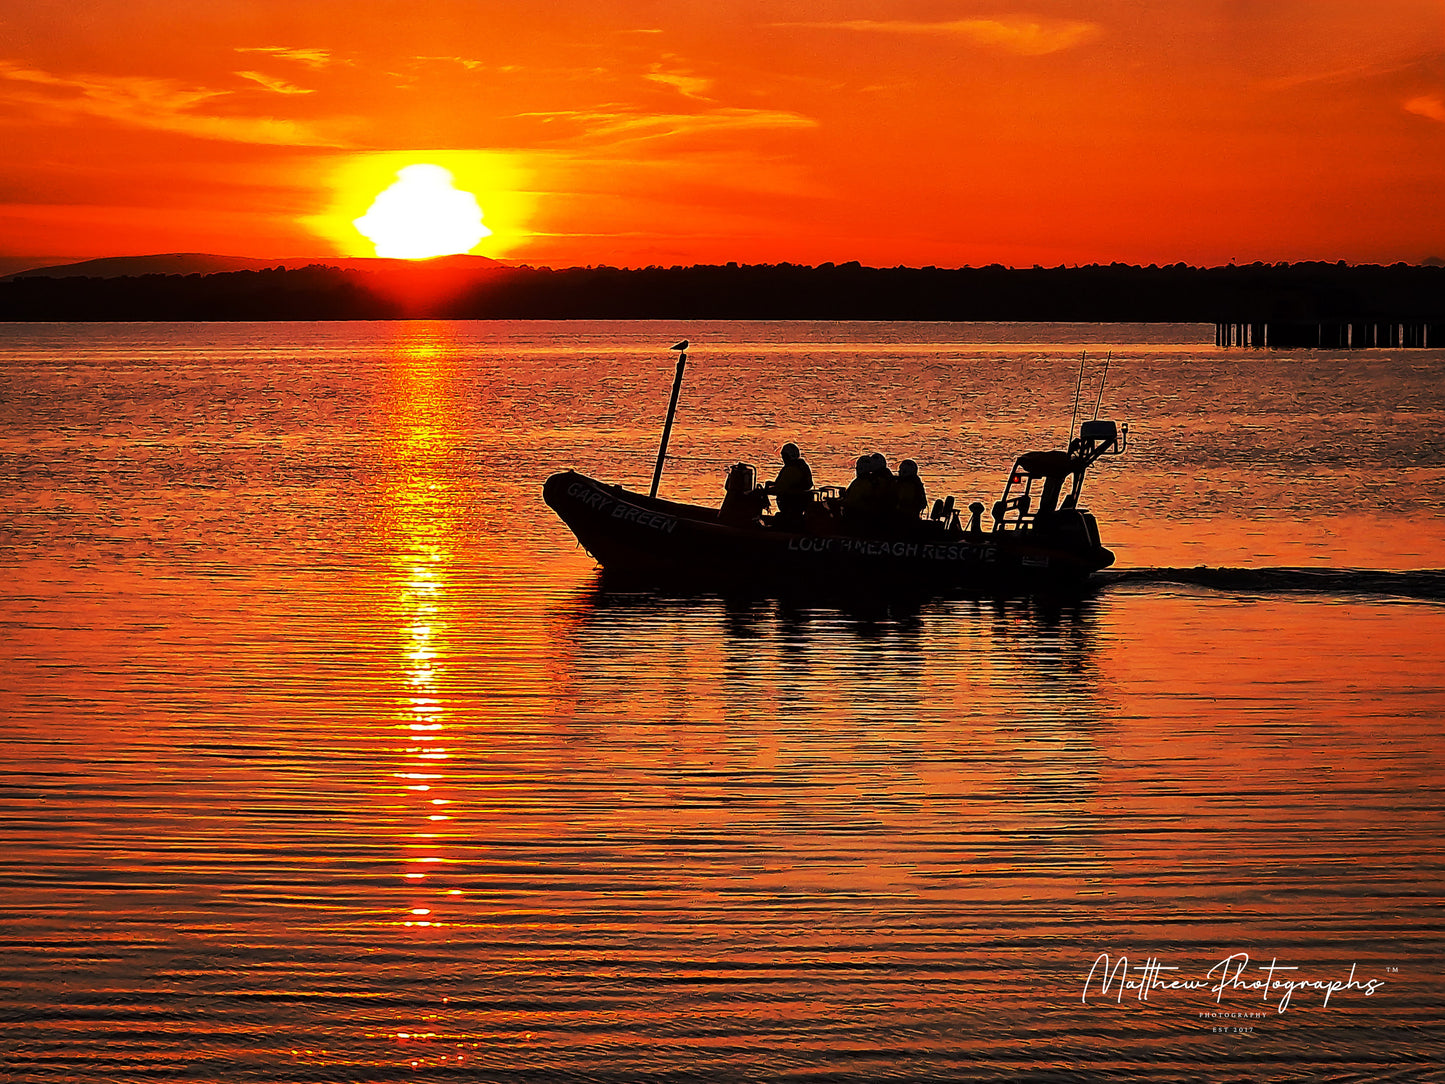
[895,458,928,523]
[869,453,896,514]
[844,454,895,532]
[766,442,813,526]
[843,455,874,522]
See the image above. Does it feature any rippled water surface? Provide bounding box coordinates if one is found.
[2,321,1442,1081]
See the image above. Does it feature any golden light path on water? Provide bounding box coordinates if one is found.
[391,329,452,937]
[379,327,471,1069]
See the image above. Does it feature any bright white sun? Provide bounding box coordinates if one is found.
[352,164,492,259]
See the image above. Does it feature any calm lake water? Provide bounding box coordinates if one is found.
[1,321,1442,1081]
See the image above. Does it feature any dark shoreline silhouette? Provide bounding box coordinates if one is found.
[2,260,1443,328]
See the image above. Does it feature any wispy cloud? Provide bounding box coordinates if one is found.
[1404,93,1445,122]
[1261,55,1436,92]
[646,59,713,100]
[0,61,225,110]
[781,17,1100,56]
[234,46,335,70]
[414,55,488,71]
[522,105,815,146]
[0,60,348,146]
[236,70,314,95]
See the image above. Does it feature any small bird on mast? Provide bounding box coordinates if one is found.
[671,340,688,351]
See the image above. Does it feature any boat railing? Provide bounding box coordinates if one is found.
[812,485,845,514]
[992,492,1033,531]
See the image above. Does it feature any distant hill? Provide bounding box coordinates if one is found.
[4,252,502,280]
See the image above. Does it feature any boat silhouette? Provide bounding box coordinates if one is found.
[545,345,1128,595]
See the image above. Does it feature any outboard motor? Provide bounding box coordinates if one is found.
[725,462,756,496]
[720,462,768,525]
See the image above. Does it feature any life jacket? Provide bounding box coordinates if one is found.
[774,459,812,496]
[896,475,927,516]
[843,474,873,513]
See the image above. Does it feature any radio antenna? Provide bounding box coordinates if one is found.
[1092,351,1113,419]
[1068,350,1087,444]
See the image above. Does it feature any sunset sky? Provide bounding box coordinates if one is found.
[2,1,1443,271]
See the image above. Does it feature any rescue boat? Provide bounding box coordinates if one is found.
[544,419,1126,595]
[543,343,1129,595]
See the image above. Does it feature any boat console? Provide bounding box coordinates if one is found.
[993,419,1129,534]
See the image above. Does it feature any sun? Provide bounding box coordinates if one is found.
[353,164,492,259]
[307,150,532,259]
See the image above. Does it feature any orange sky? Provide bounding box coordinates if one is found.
[1,1,1443,270]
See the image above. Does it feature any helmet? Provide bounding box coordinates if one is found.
[900,459,918,477]
[781,442,800,461]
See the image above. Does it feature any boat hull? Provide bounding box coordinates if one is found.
[544,471,1114,596]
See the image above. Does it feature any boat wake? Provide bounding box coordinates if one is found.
[1098,566,1445,600]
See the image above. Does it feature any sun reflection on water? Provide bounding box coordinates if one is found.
[398,564,449,929]
[384,326,462,932]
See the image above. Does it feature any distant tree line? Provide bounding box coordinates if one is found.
[1,261,1443,322]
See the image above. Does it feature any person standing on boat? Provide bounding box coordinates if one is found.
[895,459,928,523]
[767,442,813,526]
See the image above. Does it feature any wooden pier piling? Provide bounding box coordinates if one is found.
[1217,319,1434,349]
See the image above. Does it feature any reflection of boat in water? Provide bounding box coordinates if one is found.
[544,345,1129,596]
[549,584,1107,729]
